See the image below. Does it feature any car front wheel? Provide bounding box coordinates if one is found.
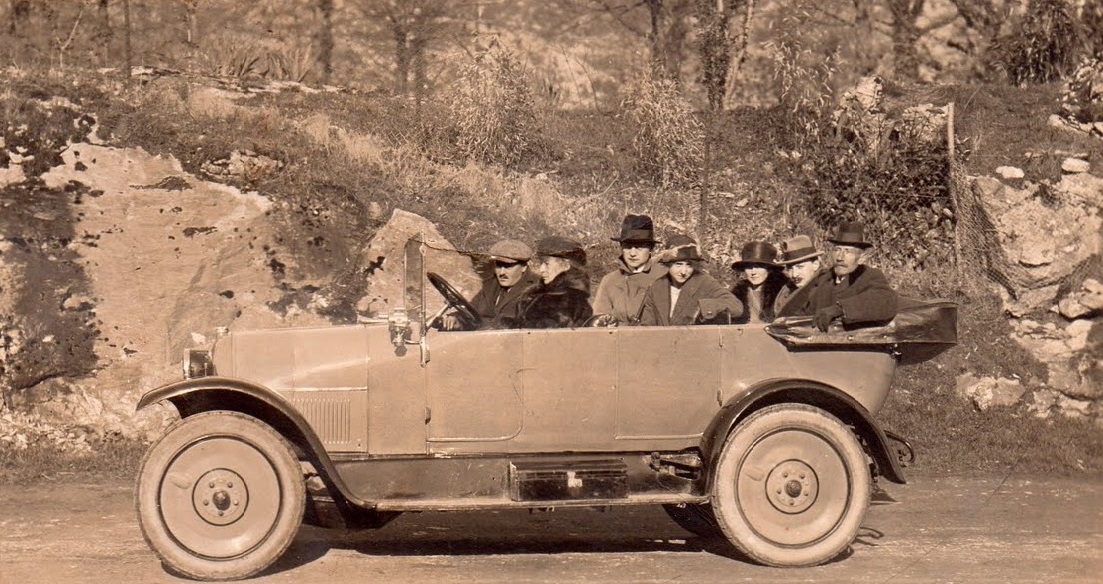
[711,404,871,567]
[136,411,306,581]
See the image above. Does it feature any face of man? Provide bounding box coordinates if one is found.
[494,260,527,288]
[784,258,821,287]
[620,242,654,271]
[668,261,694,286]
[535,256,570,284]
[743,265,769,287]
[831,244,865,278]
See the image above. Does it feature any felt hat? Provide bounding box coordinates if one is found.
[535,236,587,265]
[827,221,874,249]
[658,234,703,263]
[777,234,824,265]
[731,241,780,270]
[610,214,658,244]
[487,239,533,264]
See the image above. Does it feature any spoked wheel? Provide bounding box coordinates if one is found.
[662,503,722,538]
[136,411,306,581]
[711,404,871,567]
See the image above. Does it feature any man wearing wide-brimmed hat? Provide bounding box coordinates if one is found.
[798,221,897,331]
[639,235,742,326]
[592,214,667,325]
[516,236,593,328]
[774,234,825,317]
[730,240,788,324]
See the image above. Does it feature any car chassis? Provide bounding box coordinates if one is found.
[135,238,956,581]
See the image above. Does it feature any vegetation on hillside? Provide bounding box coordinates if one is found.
[2,0,1102,479]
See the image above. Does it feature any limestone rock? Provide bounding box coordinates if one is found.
[1061,158,1091,174]
[996,166,1025,180]
[1057,278,1103,320]
[955,374,1026,410]
[355,209,479,319]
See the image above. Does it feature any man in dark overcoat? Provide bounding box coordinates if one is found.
[516,236,593,328]
[468,239,541,324]
[780,221,897,331]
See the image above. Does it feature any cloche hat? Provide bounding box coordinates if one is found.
[731,241,780,270]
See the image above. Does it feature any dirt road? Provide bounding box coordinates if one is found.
[1,473,1100,583]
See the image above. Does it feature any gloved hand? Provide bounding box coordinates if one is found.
[813,304,844,332]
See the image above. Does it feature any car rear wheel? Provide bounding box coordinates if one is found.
[662,503,722,538]
[136,411,306,581]
[711,404,871,567]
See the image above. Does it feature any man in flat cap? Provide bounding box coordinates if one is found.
[438,239,540,330]
[516,236,593,328]
[796,221,898,331]
[592,214,667,325]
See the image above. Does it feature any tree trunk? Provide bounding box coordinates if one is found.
[123,0,131,80]
[886,0,926,81]
[9,0,31,35]
[393,24,410,96]
[645,0,667,78]
[318,0,334,84]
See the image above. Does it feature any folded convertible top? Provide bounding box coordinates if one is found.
[765,298,958,365]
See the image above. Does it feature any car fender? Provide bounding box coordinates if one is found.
[137,376,375,510]
[700,379,907,486]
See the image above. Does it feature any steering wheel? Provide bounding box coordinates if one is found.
[427,272,483,330]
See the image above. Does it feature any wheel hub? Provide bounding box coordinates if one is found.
[765,460,818,514]
[193,469,249,526]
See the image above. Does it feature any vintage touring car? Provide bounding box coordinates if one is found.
[135,239,957,580]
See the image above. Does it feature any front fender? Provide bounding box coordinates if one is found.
[138,376,375,509]
[701,379,907,486]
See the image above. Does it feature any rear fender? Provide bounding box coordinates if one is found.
[138,376,375,510]
[700,380,907,487]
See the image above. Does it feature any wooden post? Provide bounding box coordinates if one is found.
[946,102,963,282]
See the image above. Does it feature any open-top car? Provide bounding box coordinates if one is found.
[135,238,957,581]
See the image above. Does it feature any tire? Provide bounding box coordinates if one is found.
[711,404,871,567]
[135,411,306,581]
[662,503,722,538]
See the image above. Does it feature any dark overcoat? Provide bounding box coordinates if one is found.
[516,267,593,328]
[778,264,898,326]
[730,270,788,324]
[469,271,541,322]
[640,271,743,326]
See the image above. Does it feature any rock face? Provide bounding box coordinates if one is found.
[967,165,1103,422]
[2,138,478,442]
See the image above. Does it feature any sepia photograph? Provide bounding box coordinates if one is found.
[1,0,1101,582]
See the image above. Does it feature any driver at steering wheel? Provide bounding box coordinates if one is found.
[437,239,540,330]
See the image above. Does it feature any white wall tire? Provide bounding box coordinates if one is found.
[135,411,306,581]
[711,404,871,567]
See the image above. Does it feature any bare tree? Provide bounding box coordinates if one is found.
[318,0,333,84]
[694,0,755,110]
[583,0,694,81]
[358,0,454,98]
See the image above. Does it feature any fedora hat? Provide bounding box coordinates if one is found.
[827,221,874,248]
[610,214,658,244]
[731,241,780,270]
[657,234,702,263]
[487,239,533,264]
[777,234,824,265]
[535,236,587,265]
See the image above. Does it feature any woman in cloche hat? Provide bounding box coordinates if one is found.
[730,240,788,324]
[639,235,742,326]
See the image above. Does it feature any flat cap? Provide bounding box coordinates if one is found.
[487,239,533,263]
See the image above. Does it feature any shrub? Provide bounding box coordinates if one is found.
[444,44,540,168]
[998,0,1082,85]
[620,64,705,188]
